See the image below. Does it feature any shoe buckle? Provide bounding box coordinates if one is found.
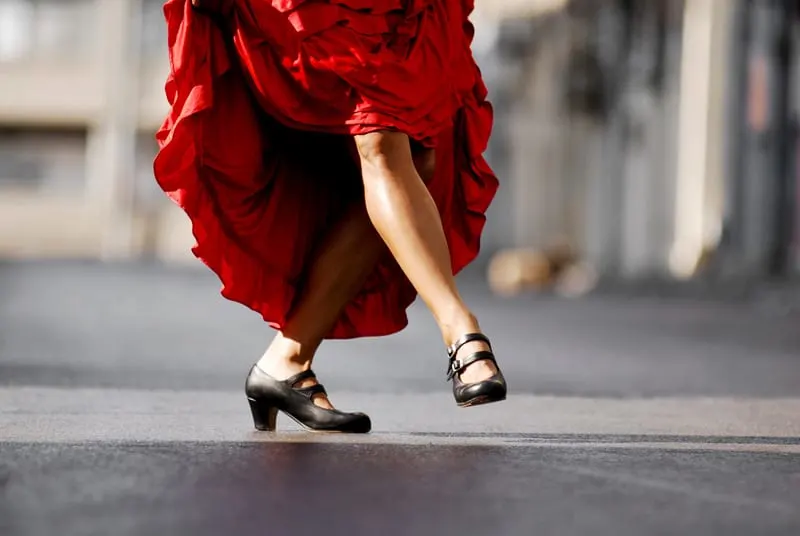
[446,358,462,381]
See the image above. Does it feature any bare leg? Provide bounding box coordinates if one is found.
[354,131,497,383]
[256,149,438,408]
[256,202,384,408]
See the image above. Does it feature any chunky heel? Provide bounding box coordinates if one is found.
[248,398,278,431]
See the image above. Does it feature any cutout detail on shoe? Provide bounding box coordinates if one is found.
[290,374,335,410]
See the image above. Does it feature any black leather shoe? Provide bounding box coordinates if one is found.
[446,333,507,407]
[245,366,371,433]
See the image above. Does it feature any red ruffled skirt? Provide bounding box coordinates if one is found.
[154,0,499,339]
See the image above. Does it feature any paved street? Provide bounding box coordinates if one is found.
[1,261,799,536]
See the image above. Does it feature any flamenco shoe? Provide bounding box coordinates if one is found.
[446,333,507,407]
[244,365,371,433]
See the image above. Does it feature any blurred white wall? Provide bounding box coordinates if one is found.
[0,0,192,262]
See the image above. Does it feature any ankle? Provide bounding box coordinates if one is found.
[257,333,317,377]
[440,313,482,347]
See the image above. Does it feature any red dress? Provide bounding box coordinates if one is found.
[154,0,499,339]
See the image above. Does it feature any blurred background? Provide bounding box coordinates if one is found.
[2,4,800,533]
[0,0,798,295]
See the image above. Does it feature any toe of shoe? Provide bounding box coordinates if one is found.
[342,412,372,433]
[457,378,507,404]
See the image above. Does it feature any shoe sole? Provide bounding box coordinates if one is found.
[255,409,371,434]
[458,395,507,408]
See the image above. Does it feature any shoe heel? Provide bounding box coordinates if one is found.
[248,398,278,431]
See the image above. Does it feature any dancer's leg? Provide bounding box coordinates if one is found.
[256,202,384,408]
[354,131,496,383]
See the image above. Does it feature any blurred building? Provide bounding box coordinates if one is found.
[0,0,798,283]
[479,0,800,283]
[0,0,185,261]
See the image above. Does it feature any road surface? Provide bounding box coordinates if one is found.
[1,261,799,536]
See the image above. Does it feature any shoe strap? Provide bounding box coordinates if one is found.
[447,351,497,381]
[283,369,316,387]
[446,333,492,358]
[294,383,328,399]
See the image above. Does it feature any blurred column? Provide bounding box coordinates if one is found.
[582,1,631,275]
[722,0,797,277]
[790,9,800,275]
[669,0,734,278]
[766,0,797,276]
[85,0,142,259]
[739,0,784,274]
[507,15,571,250]
[618,1,680,278]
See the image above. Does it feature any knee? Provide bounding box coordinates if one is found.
[354,132,435,183]
[354,131,407,172]
[413,149,436,184]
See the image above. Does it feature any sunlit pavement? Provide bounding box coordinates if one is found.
[1,261,799,536]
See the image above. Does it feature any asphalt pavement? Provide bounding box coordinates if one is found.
[1,261,799,536]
